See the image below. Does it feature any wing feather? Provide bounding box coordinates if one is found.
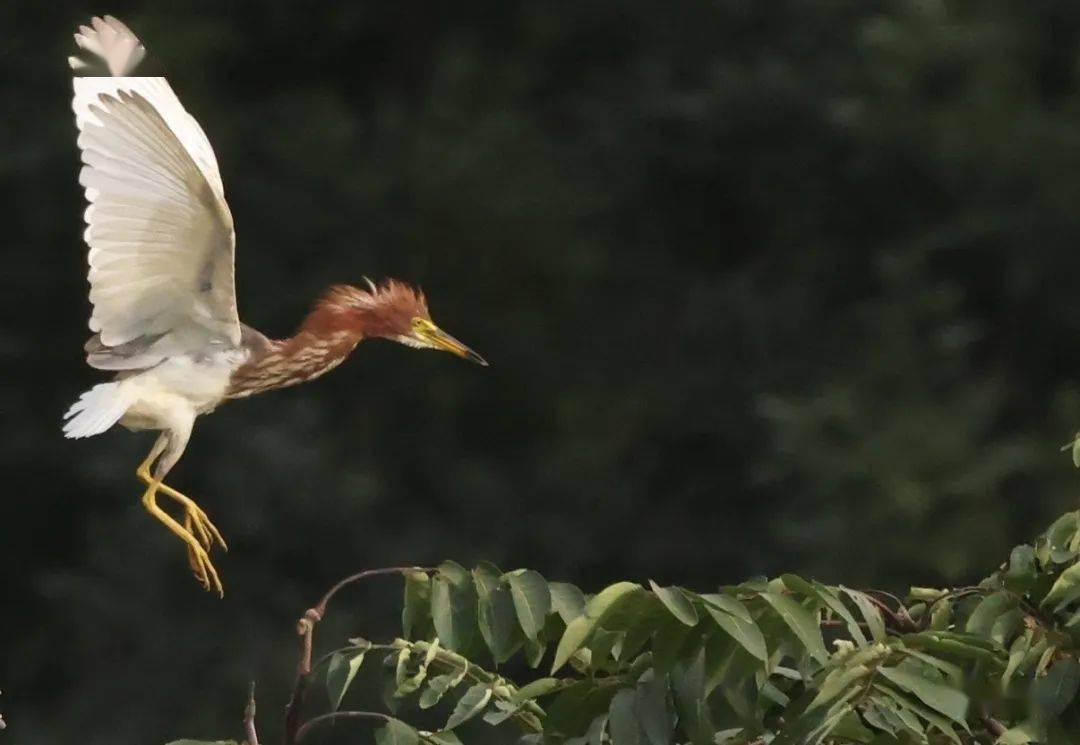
[70,17,241,368]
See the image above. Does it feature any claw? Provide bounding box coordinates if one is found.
[185,540,223,597]
[155,480,228,553]
[138,471,226,597]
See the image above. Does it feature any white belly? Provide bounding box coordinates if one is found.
[119,351,247,431]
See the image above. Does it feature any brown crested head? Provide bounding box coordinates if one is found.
[308,279,487,365]
[311,279,429,339]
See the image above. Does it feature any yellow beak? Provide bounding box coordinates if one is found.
[421,325,488,366]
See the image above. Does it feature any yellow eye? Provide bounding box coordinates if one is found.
[412,317,429,332]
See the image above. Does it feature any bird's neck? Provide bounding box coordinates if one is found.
[226,306,365,399]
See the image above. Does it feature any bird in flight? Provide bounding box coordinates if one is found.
[64,16,486,596]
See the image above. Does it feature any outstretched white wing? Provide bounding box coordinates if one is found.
[71,16,240,369]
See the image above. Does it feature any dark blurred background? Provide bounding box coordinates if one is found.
[3,1,1080,742]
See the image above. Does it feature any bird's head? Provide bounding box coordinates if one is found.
[317,280,487,365]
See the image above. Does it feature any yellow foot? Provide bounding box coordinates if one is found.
[136,465,227,552]
[139,475,225,597]
[184,531,224,597]
[166,486,227,553]
[184,511,226,589]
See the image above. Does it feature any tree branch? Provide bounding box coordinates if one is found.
[244,682,258,745]
[282,566,432,745]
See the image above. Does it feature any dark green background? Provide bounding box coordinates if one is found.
[3,1,1080,742]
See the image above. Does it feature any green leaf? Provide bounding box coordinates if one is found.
[474,564,520,663]
[649,581,699,626]
[910,587,946,602]
[807,663,873,712]
[842,588,887,643]
[483,699,523,726]
[403,570,432,639]
[872,681,962,743]
[438,560,471,584]
[523,636,545,668]
[586,714,609,745]
[812,582,869,648]
[670,649,714,745]
[878,662,969,727]
[553,615,594,673]
[585,582,642,618]
[508,570,552,640]
[698,593,753,623]
[164,742,238,745]
[395,639,437,697]
[827,710,876,743]
[552,583,642,673]
[419,673,458,709]
[326,646,367,710]
[375,719,420,745]
[930,598,953,630]
[901,648,963,685]
[1039,513,1079,565]
[702,604,768,662]
[1005,545,1038,594]
[803,701,861,745]
[904,630,1000,663]
[868,689,923,735]
[550,582,587,623]
[445,683,493,730]
[760,591,829,665]
[637,670,673,745]
[1030,657,1080,718]
[1002,634,1033,687]
[965,592,1015,638]
[512,677,563,702]
[432,565,478,653]
[702,628,756,697]
[1043,561,1080,610]
[990,608,1024,646]
[652,614,695,672]
[546,680,620,736]
[608,688,643,745]
[420,733,464,745]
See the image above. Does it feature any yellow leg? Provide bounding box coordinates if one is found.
[136,459,228,553]
[141,479,224,597]
[136,448,226,596]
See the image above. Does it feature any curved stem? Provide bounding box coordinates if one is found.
[295,711,392,742]
[315,566,434,619]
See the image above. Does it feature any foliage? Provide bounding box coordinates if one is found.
[170,509,1080,744]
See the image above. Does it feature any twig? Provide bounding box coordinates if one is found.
[399,639,545,732]
[244,682,258,745]
[862,592,919,632]
[864,589,918,630]
[294,711,392,742]
[282,566,432,745]
[310,643,394,676]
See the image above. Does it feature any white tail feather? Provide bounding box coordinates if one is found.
[63,382,133,438]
